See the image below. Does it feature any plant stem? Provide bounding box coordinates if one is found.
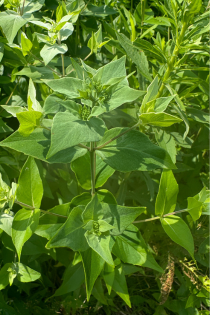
[21,0,26,15]
[156,21,188,98]
[15,200,68,218]
[95,122,140,151]
[78,143,90,150]
[90,142,96,196]
[58,33,65,76]
[134,208,188,223]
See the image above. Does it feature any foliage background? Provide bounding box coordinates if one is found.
[0,0,209,314]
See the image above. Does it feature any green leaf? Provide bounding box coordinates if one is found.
[140,112,182,127]
[16,157,43,209]
[21,32,32,56]
[15,263,41,282]
[155,130,176,164]
[96,128,176,172]
[47,112,106,158]
[117,33,152,81]
[46,206,88,252]
[81,248,105,300]
[186,108,210,124]
[92,278,108,305]
[112,225,147,266]
[0,11,28,44]
[133,38,167,63]
[43,77,83,98]
[112,265,131,308]
[23,0,45,14]
[187,197,203,221]
[53,263,85,297]
[12,209,40,261]
[82,195,145,235]
[71,152,114,190]
[154,95,176,112]
[155,170,178,216]
[103,263,115,295]
[43,95,80,115]
[161,215,194,259]
[0,263,13,290]
[0,214,13,236]
[85,231,114,267]
[0,43,4,62]
[40,44,68,65]
[16,111,43,136]
[0,118,13,134]
[1,105,26,117]
[0,129,87,164]
[35,224,62,240]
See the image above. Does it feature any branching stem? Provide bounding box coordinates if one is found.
[90,142,96,196]
[134,208,188,223]
[15,200,68,218]
[95,122,140,151]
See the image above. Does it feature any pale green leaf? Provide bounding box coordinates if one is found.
[16,110,43,136]
[21,32,32,56]
[96,128,176,172]
[155,170,178,216]
[46,206,88,251]
[15,263,41,282]
[43,77,83,98]
[16,156,43,209]
[81,248,105,300]
[0,263,13,290]
[40,44,68,65]
[140,112,182,127]
[112,265,131,308]
[12,209,40,261]
[161,215,194,259]
[47,112,106,158]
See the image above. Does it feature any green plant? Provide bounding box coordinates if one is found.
[0,0,209,314]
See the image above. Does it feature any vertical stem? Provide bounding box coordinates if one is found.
[90,142,96,197]
[156,21,188,98]
[58,33,65,77]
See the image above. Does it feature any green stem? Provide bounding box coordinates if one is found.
[95,122,140,151]
[157,21,188,98]
[90,142,96,196]
[134,208,188,223]
[15,200,68,218]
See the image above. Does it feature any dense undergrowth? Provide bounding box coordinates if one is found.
[0,0,209,314]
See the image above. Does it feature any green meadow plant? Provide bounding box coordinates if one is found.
[0,0,209,314]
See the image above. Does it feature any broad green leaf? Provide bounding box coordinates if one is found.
[81,4,117,16]
[161,215,194,259]
[82,195,145,235]
[81,248,105,300]
[23,0,45,14]
[133,38,167,63]
[27,79,42,112]
[0,263,13,290]
[117,33,152,81]
[85,231,114,267]
[15,263,41,282]
[40,44,68,65]
[1,105,26,117]
[140,112,182,127]
[0,11,28,44]
[103,263,115,295]
[155,170,178,216]
[60,22,74,41]
[21,32,32,56]
[154,95,176,112]
[16,66,55,82]
[187,197,203,221]
[0,129,87,164]
[112,225,147,266]
[155,130,176,164]
[92,278,108,305]
[186,108,210,124]
[16,111,43,136]
[112,265,131,308]
[140,76,158,113]
[53,263,85,297]
[96,128,176,172]
[35,224,62,240]
[46,206,88,251]
[12,208,40,261]
[43,95,80,115]
[43,77,83,98]
[16,157,43,209]
[71,152,114,190]
[0,214,13,236]
[47,112,106,158]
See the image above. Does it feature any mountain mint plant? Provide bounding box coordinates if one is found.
[0,0,209,313]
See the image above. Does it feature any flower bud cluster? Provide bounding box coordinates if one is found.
[80,105,91,121]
